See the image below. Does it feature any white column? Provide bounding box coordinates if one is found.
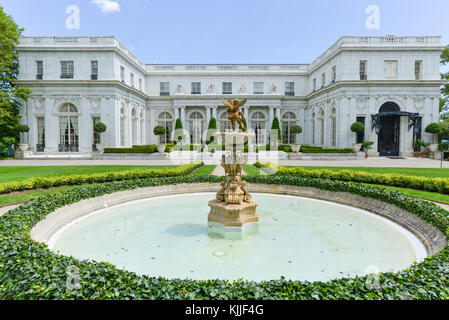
[276,107,281,120]
[212,105,217,120]
[244,106,250,131]
[44,96,58,152]
[79,96,91,153]
[206,106,211,127]
[180,106,186,129]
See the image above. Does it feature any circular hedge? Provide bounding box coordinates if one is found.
[0,175,448,300]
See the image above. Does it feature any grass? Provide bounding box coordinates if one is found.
[244,165,263,176]
[0,184,97,207]
[0,165,177,183]
[191,165,216,176]
[287,166,449,178]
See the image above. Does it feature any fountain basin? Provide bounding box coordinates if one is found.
[30,183,445,282]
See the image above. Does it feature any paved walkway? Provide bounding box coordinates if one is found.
[0,204,19,217]
[0,157,446,168]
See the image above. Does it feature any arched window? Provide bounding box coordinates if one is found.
[281,112,297,144]
[188,111,204,144]
[120,108,126,147]
[219,111,232,132]
[320,109,325,146]
[251,111,267,145]
[331,108,337,147]
[131,109,138,146]
[59,103,79,152]
[312,112,316,145]
[158,112,173,144]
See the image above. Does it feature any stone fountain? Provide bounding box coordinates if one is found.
[208,99,259,239]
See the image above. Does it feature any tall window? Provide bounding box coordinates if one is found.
[92,117,101,144]
[415,60,422,80]
[313,78,316,91]
[120,108,126,146]
[60,61,74,79]
[356,116,365,143]
[285,82,295,96]
[331,108,337,147]
[36,61,43,80]
[281,112,297,144]
[140,112,144,144]
[253,82,264,94]
[384,60,398,77]
[219,111,232,132]
[158,112,173,144]
[321,73,326,88]
[191,82,201,95]
[223,82,232,94]
[120,66,125,82]
[251,112,267,145]
[160,82,170,96]
[59,103,79,152]
[360,60,367,80]
[139,79,143,91]
[331,66,337,82]
[189,112,204,144]
[91,61,98,80]
[36,117,45,151]
[130,73,135,88]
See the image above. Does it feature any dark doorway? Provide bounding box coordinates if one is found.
[356,116,366,143]
[378,116,400,156]
[378,102,401,156]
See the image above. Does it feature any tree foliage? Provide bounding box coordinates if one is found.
[0,7,31,146]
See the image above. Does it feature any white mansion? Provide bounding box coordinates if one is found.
[16,35,445,156]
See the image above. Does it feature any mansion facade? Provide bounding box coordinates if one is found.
[16,35,445,156]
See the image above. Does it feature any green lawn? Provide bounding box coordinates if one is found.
[0,184,97,207]
[191,165,216,176]
[0,165,177,183]
[285,166,449,178]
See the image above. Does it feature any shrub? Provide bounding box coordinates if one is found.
[0,162,203,195]
[290,125,303,135]
[350,122,365,134]
[153,126,166,137]
[93,123,107,134]
[0,175,448,299]
[271,117,282,141]
[257,161,449,195]
[425,123,442,135]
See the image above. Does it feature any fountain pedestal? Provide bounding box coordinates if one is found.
[208,132,259,239]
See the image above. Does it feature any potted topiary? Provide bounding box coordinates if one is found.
[361,141,374,158]
[154,125,167,153]
[425,122,442,152]
[290,125,303,153]
[270,117,282,146]
[93,122,107,153]
[350,122,365,152]
[17,125,30,152]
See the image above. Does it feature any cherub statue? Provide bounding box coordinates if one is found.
[221,99,247,132]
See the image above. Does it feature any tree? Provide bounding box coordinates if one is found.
[350,122,365,144]
[0,7,31,147]
[206,117,217,144]
[271,117,281,142]
[440,45,449,119]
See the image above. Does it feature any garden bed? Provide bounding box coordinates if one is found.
[0,175,448,299]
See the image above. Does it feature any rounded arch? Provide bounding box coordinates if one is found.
[379,102,401,113]
[251,111,266,121]
[158,111,173,121]
[188,111,204,120]
[131,108,138,146]
[59,103,79,114]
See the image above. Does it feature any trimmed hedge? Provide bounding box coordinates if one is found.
[255,161,449,195]
[0,162,203,195]
[0,175,448,299]
[300,146,354,154]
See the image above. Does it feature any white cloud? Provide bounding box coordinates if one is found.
[91,0,120,13]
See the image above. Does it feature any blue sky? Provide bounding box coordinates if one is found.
[1,0,448,64]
